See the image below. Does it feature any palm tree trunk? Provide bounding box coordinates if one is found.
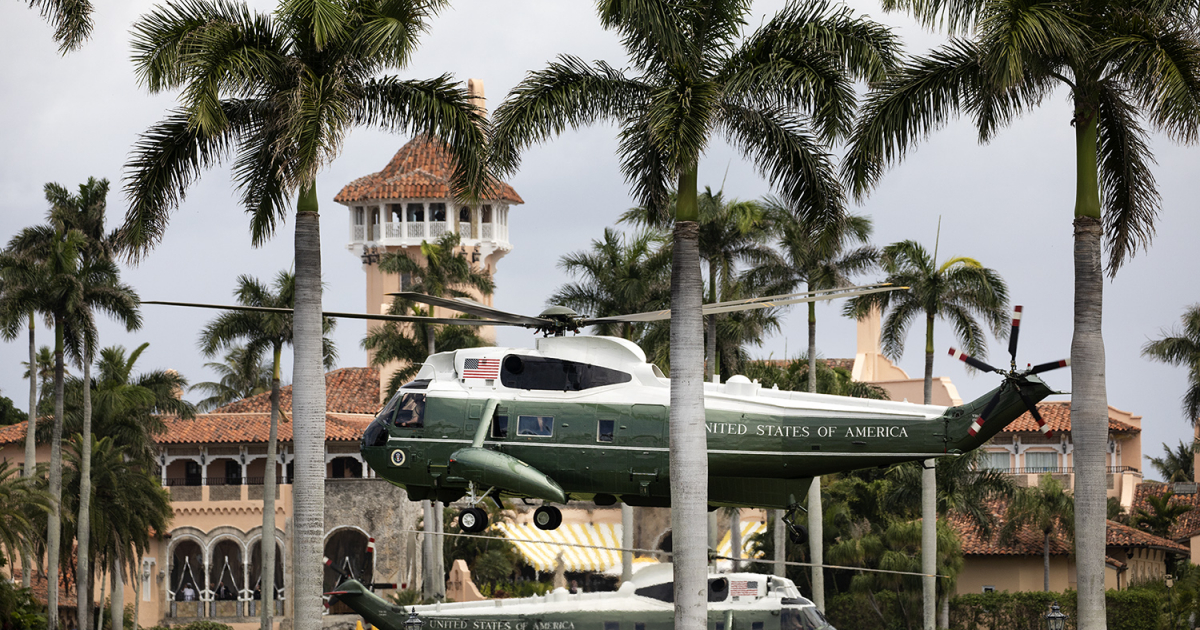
[669,167,708,630]
[773,509,786,579]
[95,564,106,630]
[47,315,65,630]
[111,557,124,630]
[922,313,935,630]
[620,504,633,584]
[421,500,434,598]
[730,508,741,571]
[78,350,93,630]
[261,344,282,630]
[291,189,327,630]
[23,313,35,588]
[706,260,717,382]
[425,323,435,357]
[132,554,141,630]
[808,479,824,612]
[1044,532,1051,592]
[434,500,446,600]
[807,299,824,610]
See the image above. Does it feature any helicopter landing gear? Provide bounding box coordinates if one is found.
[783,508,809,545]
[533,505,563,530]
[458,507,489,533]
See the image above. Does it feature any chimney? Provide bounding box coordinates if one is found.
[467,78,486,118]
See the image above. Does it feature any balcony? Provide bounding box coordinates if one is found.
[983,466,1143,506]
[347,202,512,253]
[164,477,286,502]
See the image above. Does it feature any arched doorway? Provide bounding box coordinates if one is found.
[170,539,204,618]
[323,529,373,614]
[208,539,244,617]
[248,538,285,616]
[329,456,363,478]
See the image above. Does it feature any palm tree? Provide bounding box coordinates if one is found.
[190,346,273,412]
[21,0,94,52]
[1000,474,1074,592]
[1,217,138,630]
[41,177,139,630]
[842,1,1200,623]
[1149,440,1196,484]
[362,304,486,398]
[378,232,494,356]
[490,5,898,619]
[1143,304,1200,426]
[0,460,50,573]
[1132,490,1193,538]
[122,0,490,624]
[845,238,1007,628]
[550,227,671,343]
[58,435,172,630]
[198,272,335,630]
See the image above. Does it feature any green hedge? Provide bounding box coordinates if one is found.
[949,589,1163,630]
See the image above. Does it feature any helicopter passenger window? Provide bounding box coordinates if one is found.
[490,415,509,439]
[517,415,553,437]
[500,355,632,391]
[597,419,614,442]
[394,394,426,428]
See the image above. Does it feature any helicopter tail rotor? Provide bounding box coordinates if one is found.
[953,306,1068,438]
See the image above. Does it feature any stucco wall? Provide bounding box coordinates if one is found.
[323,478,423,595]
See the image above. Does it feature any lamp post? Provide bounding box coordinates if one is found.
[1167,574,1177,629]
[1044,601,1068,630]
[403,608,423,630]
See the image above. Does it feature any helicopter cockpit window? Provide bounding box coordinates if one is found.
[490,415,509,439]
[597,419,614,442]
[634,578,731,604]
[517,415,553,437]
[394,394,426,428]
[500,355,632,391]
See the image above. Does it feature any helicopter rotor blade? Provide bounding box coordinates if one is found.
[948,347,1000,373]
[1015,386,1053,437]
[1029,358,1070,374]
[584,284,904,324]
[387,292,549,327]
[1008,305,1023,364]
[967,388,1004,437]
[141,300,516,327]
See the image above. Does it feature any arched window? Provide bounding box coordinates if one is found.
[324,529,374,614]
[459,206,471,222]
[248,538,285,616]
[209,539,245,616]
[170,540,204,617]
[329,457,363,478]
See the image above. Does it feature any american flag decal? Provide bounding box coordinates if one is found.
[730,580,758,597]
[463,357,501,379]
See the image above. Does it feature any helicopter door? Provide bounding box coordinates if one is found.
[627,404,667,496]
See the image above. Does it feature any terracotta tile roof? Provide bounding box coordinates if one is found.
[26,572,77,606]
[949,499,1187,556]
[334,136,523,204]
[156,412,371,444]
[0,421,28,445]
[213,367,381,414]
[1132,482,1200,541]
[1001,401,1139,434]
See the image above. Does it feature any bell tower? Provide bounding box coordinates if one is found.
[334,79,523,397]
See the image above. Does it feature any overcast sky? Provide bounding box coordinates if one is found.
[2,0,1197,479]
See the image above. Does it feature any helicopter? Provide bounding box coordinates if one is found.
[145,285,1067,539]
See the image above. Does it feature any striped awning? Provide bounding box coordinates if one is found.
[496,522,624,572]
[717,520,767,559]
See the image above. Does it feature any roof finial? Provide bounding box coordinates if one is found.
[467,78,486,117]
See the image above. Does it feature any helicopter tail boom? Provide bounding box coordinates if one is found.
[945,375,1055,453]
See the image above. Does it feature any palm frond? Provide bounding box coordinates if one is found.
[27,0,94,53]
[1095,84,1160,275]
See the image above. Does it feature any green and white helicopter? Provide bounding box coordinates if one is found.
[147,285,1066,539]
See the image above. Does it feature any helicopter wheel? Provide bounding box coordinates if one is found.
[458,507,489,533]
[787,523,809,545]
[533,506,562,530]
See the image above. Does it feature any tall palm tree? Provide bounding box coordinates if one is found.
[1148,440,1195,484]
[845,238,1007,629]
[490,5,898,620]
[362,304,487,398]
[41,177,139,630]
[1,219,138,630]
[21,0,94,52]
[1143,304,1200,426]
[1000,474,1074,592]
[198,272,335,630]
[0,460,50,573]
[122,0,489,624]
[747,204,875,609]
[842,1,1200,623]
[550,227,671,343]
[190,346,273,412]
[378,232,494,356]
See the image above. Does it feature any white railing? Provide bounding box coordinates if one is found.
[353,226,365,241]
[407,223,425,238]
[385,222,403,238]
[430,221,449,238]
[481,223,493,240]
[458,223,472,239]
